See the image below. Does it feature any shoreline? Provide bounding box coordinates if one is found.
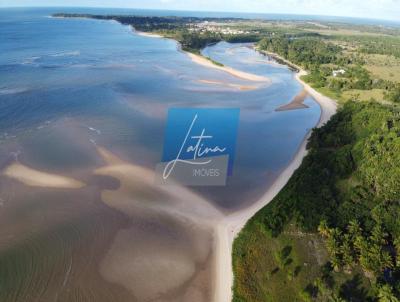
[134,28,271,83]
[130,29,337,302]
[257,48,301,72]
[186,52,271,83]
[214,54,337,302]
[133,28,164,39]
[255,47,337,124]
[58,16,271,84]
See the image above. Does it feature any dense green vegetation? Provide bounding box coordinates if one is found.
[233,102,400,301]
[352,36,400,59]
[385,85,400,103]
[258,36,341,69]
[172,31,222,53]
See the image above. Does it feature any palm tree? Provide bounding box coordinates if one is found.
[331,255,342,272]
[394,237,400,267]
[347,219,362,239]
[318,219,331,237]
[371,224,388,245]
[377,284,399,302]
[329,294,347,302]
[341,234,354,272]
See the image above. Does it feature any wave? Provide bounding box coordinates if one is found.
[0,87,28,95]
[18,51,80,66]
[87,126,101,135]
[20,56,40,65]
[50,50,80,57]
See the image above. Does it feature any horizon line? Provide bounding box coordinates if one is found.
[1,5,399,24]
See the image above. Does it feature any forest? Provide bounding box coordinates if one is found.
[258,36,341,69]
[233,102,400,301]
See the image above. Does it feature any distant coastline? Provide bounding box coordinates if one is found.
[54,13,271,83]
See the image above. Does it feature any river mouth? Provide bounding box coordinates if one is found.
[0,8,320,302]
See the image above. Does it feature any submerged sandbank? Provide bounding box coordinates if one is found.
[93,146,223,301]
[198,79,259,91]
[3,162,85,188]
[275,89,309,111]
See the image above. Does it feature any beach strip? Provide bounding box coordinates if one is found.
[187,52,271,82]
[133,29,164,39]
[214,59,337,302]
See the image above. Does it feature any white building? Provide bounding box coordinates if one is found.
[332,69,346,77]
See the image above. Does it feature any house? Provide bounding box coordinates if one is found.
[332,69,346,77]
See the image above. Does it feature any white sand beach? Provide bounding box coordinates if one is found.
[296,69,338,126]
[213,62,337,302]
[134,29,164,38]
[187,52,271,82]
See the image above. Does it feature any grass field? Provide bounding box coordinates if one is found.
[233,222,326,302]
[305,29,387,37]
[342,88,386,102]
[233,221,372,302]
[363,54,400,82]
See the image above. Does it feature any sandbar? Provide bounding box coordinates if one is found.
[3,162,85,189]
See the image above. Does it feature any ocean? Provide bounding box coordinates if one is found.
[0,7,320,302]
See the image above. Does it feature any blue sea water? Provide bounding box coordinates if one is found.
[0,7,328,302]
[0,7,320,208]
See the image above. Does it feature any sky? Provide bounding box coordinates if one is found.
[1,0,400,21]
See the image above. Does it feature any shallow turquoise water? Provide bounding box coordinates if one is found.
[0,7,323,302]
[0,8,320,209]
